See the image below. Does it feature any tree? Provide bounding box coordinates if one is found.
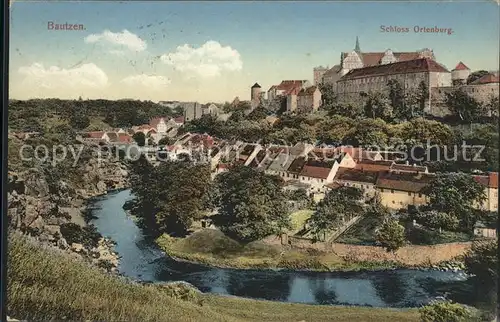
[413,210,460,232]
[483,96,499,120]
[247,107,268,121]
[466,70,489,85]
[445,89,482,123]
[132,132,146,146]
[158,137,173,146]
[375,218,406,252]
[318,83,337,109]
[211,166,291,242]
[317,115,355,144]
[363,91,392,121]
[399,118,453,146]
[464,240,498,285]
[387,79,406,120]
[421,173,486,231]
[419,300,473,322]
[128,158,212,236]
[464,240,498,319]
[328,99,364,119]
[308,186,364,241]
[346,118,389,146]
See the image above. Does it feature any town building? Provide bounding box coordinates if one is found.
[267,80,311,102]
[201,103,220,117]
[333,167,379,199]
[473,172,498,212]
[375,171,434,209]
[296,86,322,113]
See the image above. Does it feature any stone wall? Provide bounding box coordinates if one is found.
[264,235,472,266]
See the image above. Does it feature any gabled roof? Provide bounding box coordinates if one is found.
[118,133,132,143]
[376,171,435,193]
[298,86,319,96]
[470,73,499,85]
[105,132,119,141]
[489,172,498,188]
[251,83,261,88]
[323,65,342,77]
[355,160,393,172]
[149,117,167,128]
[335,167,379,184]
[86,131,104,139]
[390,163,428,173]
[453,62,470,71]
[342,51,434,67]
[270,80,308,95]
[474,172,499,188]
[340,58,449,80]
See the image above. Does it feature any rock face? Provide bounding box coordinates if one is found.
[7,148,128,273]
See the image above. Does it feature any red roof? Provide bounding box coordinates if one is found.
[340,58,449,80]
[342,51,433,67]
[300,165,331,179]
[376,171,434,193]
[174,116,185,123]
[473,175,489,187]
[149,117,166,128]
[118,133,132,143]
[489,172,498,188]
[298,86,319,96]
[87,131,104,139]
[355,160,393,172]
[470,73,499,85]
[274,80,308,95]
[453,62,470,71]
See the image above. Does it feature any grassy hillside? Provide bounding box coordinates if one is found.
[7,232,420,321]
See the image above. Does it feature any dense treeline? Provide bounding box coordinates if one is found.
[9,98,182,132]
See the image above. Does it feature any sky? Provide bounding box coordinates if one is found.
[8,1,500,103]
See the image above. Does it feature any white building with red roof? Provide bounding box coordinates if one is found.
[451,61,470,85]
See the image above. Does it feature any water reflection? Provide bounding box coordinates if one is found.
[90,189,474,308]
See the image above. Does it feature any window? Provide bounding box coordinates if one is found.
[392,200,395,204]
[391,189,394,193]
[408,192,411,196]
[418,193,422,198]
[380,188,384,192]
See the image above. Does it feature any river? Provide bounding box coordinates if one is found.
[90,189,476,308]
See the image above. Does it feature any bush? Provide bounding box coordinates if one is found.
[59,223,101,248]
[419,301,473,322]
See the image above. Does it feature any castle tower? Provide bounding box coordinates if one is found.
[451,62,470,86]
[251,83,262,101]
[313,66,329,85]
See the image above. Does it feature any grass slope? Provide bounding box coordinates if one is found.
[7,232,419,321]
[157,229,399,271]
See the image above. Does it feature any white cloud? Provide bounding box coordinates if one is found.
[120,74,171,90]
[109,50,126,56]
[18,63,108,89]
[161,40,242,78]
[84,29,146,52]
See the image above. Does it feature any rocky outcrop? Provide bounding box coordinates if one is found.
[7,148,128,273]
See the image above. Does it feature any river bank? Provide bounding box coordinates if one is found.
[156,229,468,273]
[8,232,421,321]
[7,154,130,274]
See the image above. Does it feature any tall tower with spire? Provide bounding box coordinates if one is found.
[355,36,361,53]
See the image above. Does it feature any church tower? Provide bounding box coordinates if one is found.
[355,36,361,53]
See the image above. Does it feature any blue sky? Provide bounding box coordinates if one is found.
[9,1,499,102]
